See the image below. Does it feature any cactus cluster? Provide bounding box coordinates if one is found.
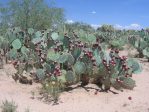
[129,31,149,61]
[0,27,142,103]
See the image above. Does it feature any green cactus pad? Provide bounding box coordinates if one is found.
[21,46,29,56]
[58,33,64,41]
[0,39,9,50]
[32,38,42,44]
[74,61,86,75]
[65,70,76,83]
[35,31,42,38]
[47,50,60,61]
[8,49,18,59]
[143,47,149,57]
[44,63,51,73]
[51,32,59,40]
[57,70,67,83]
[58,53,74,65]
[14,27,21,34]
[111,79,122,90]
[93,49,102,65]
[28,28,34,35]
[36,69,46,80]
[12,39,22,49]
[139,39,147,50]
[87,34,96,43]
[120,77,136,90]
[67,53,75,65]
[127,58,142,74]
[58,53,68,63]
[63,36,70,48]
[71,48,81,60]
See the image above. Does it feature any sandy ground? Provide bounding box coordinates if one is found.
[0,51,149,112]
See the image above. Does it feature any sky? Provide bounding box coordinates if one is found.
[46,0,149,29]
[1,0,149,29]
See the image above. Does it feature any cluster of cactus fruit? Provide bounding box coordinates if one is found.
[0,27,142,102]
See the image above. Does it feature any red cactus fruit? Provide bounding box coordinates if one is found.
[54,47,58,52]
[115,49,119,53]
[110,50,114,53]
[103,59,106,62]
[116,78,119,82]
[96,38,99,42]
[122,64,126,68]
[128,96,132,100]
[12,61,18,66]
[93,63,97,66]
[91,58,96,62]
[116,78,122,83]
[124,67,129,71]
[80,56,83,59]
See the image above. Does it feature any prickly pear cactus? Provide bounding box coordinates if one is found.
[1,28,143,103]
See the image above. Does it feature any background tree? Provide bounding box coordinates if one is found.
[0,0,65,34]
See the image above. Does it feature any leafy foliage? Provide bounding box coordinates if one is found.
[0,0,65,33]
